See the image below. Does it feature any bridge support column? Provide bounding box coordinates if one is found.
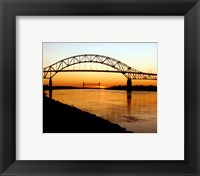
[127,78,132,92]
[49,78,52,99]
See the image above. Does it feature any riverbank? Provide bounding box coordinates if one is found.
[43,95,130,133]
[43,85,157,91]
[106,85,157,91]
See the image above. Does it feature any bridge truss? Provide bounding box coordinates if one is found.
[43,54,157,80]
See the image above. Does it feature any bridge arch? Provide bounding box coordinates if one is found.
[43,54,157,80]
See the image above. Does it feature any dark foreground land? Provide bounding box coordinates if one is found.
[43,95,129,133]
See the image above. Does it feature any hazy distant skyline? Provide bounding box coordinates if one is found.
[43,42,157,87]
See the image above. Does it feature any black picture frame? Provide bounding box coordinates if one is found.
[0,0,200,175]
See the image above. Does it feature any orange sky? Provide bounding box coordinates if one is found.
[43,43,157,87]
[43,72,157,87]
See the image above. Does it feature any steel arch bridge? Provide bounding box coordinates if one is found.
[43,54,157,80]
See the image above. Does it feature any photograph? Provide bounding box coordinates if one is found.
[43,42,157,133]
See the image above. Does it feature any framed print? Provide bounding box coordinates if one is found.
[0,0,200,176]
[42,42,158,133]
[16,17,184,161]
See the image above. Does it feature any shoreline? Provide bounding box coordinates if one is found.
[43,85,157,92]
[43,95,131,133]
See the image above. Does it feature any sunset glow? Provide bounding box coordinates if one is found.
[43,42,158,133]
[43,43,157,87]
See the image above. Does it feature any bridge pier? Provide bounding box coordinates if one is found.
[127,78,132,92]
[49,78,52,99]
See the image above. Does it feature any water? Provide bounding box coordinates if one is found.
[45,89,157,133]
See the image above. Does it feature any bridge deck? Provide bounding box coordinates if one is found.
[43,69,156,75]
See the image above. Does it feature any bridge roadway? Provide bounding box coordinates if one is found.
[43,54,157,94]
[43,69,156,78]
